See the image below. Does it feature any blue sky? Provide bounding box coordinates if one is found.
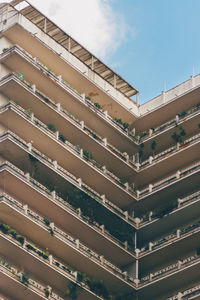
[12,0,200,104]
[108,0,200,103]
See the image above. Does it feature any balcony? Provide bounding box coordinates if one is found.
[0,46,138,153]
[0,157,136,265]
[0,71,137,179]
[138,216,200,275]
[138,190,200,244]
[136,131,200,187]
[137,253,200,299]
[0,257,65,300]
[0,236,107,300]
[166,282,200,300]
[133,160,200,216]
[0,194,135,295]
[0,101,137,208]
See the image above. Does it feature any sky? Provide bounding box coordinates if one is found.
[3,0,200,104]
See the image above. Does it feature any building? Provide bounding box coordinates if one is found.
[0,1,199,299]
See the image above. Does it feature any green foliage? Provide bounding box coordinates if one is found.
[28,154,39,164]
[59,134,67,143]
[16,234,25,245]
[22,272,29,286]
[43,217,50,226]
[151,140,157,151]
[178,110,187,118]
[171,126,186,143]
[2,47,9,52]
[94,102,102,110]
[83,149,93,161]
[65,282,78,299]
[62,187,135,248]
[47,123,56,132]
[152,200,178,219]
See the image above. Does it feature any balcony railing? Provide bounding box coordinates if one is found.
[140,190,200,226]
[139,161,200,198]
[140,215,200,256]
[0,193,134,284]
[0,129,136,227]
[140,132,200,169]
[140,103,200,142]
[0,46,139,143]
[0,156,135,256]
[2,46,200,150]
[140,253,200,286]
[0,100,137,197]
[166,283,200,300]
[0,257,64,299]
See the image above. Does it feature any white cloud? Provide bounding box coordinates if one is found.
[27,0,131,60]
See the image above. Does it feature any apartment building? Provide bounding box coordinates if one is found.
[0,1,199,299]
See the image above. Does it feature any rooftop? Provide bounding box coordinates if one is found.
[7,0,138,99]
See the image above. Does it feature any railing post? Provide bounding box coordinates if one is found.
[51,190,56,199]
[135,249,140,258]
[23,204,28,215]
[149,156,153,164]
[49,255,53,265]
[149,242,153,251]
[81,93,85,101]
[31,84,36,93]
[176,170,181,179]
[30,112,34,122]
[27,142,32,151]
[80,148,83,157]
[177,292,183,300]
[149,184,153,193]
[80,120,84,129]
[77,208,81,217]
[102,165,106,174]
[104,111,108,118]
[55,131,59,140]
[75,239,80,249]
[25,173,30,181]
[177,229,181,238]
[177,260,182,269]
[124,211,129,220]
[124,241,128,250]
[53,160,57,169]
[177,198,181,208]
[101,194,106,203]
[100,224,105,233]
[100,255,104,265]
[77,178,82,187]
[103,138,107,146]
[58,75,62,83]
[56,103,60,111]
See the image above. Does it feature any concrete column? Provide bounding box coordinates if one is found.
[31,84,36,93]
[103,138,107,146]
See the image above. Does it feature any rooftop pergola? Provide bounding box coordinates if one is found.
[8,0,138,99]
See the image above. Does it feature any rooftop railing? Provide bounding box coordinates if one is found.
[0,193,133,286]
